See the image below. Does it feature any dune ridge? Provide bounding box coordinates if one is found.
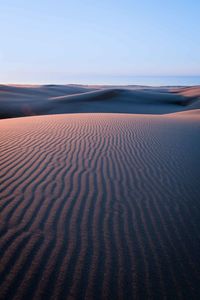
[0,85,200,118]
[0,112,200,299]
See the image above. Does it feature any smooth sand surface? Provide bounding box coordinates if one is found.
[0,84,200,118]
[0,86,200,299]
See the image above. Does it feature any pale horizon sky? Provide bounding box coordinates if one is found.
[0,0,200,84]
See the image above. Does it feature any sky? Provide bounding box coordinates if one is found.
[0,0,200,84]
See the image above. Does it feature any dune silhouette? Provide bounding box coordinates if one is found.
[0,85,199,119]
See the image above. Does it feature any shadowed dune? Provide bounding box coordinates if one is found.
[0,111,200,299]
[170,86,200,107]
[0,84,96,118]
[0,85,200,118]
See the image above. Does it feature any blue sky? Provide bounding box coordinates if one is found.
[0,0,200,83]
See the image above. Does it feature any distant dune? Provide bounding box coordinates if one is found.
[0,84,96,119]
[171,85,200,98]
[0,84,199,118]
[0,85,200,299]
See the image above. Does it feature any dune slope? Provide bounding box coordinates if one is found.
[0,85,200,118]
[0,112,200,299]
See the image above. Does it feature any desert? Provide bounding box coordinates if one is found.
[0,85,200,299]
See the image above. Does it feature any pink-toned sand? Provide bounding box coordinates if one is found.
[0,85,200,299]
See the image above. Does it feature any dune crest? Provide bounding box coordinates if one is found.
[0,85,199,119]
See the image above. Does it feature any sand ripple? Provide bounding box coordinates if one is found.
[0,113,200,299]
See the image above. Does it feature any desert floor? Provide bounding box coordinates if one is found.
[0,85,200,299]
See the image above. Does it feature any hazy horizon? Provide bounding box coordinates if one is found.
[1,0,200,84]
[1,75,200,87]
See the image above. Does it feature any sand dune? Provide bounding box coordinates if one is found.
[0,85,200,299]
[171,86,200,97]
[0,84,96,118]
[0,111,200,299]
[0,85,199,118]
[170,86,200,108]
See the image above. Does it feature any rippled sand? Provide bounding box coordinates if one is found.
[0,110,200,299]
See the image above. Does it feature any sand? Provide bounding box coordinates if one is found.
[0,85,200,299]
[0,84,200,118]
